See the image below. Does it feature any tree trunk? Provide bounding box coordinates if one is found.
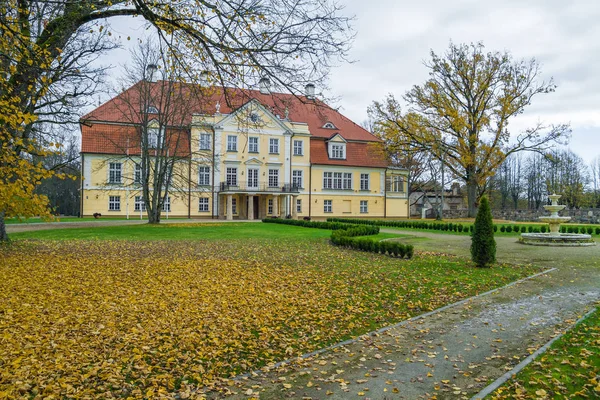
[0,211,9,242]
[466,166,478,218]
[148,208,161,224]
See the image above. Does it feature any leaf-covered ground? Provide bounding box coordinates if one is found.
[0,236,539,398]
[492,306,600,399]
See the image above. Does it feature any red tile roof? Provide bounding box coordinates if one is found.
[81,81,386,166]
[309,139,388,168]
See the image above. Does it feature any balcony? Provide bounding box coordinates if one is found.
[219,182,300,193]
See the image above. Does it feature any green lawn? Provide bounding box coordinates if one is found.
[492,307,600,399]
[0,222,542,398]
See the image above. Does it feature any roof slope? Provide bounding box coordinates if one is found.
[82,81,380,142]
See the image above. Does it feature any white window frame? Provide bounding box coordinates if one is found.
[248,136,259,153]
[148,127,159,148]
[323,172,333,189]
[360,173,370,190]
[324,199,332,213]
[227,135,237,152]
[333,172,343,189]
[343,173,352,190]
[198,166,211,186]
[199,133,211,150]
[268,199,273,214]
[109,162,122,184]
[134,196,146,212]
[329,143,345,159]
[292,170,303,189]
[232,198,237,214]
[387,176,405,193]
[269,138,279,154]
[247,168,259,188]
[360,200,368,213]
[162,196,171,212]
[226,167,238,186]
[199,198,209,212]
[134,163,142,184]
[108,195,120,211]
[296,198,302,213]
[268,169,279,187]
[293,140,303,156]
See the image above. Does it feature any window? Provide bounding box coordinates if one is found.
[360,173,370,190]
[324,199,332,213]
[247,168,259,188]
[296,198,302,213]
[109,163,122,184]
[268,199,273,214]
[134,196,146,212]
[269,138,279,154]
[232,198,237,214]
[333,172,343,189]
[226,167,237,186]
[292,170,303,188]
[108,196,120,211]
[386,176,405,192]
[147,105,159,114]
[343,173,352,190]
[148,127,159,148]
[162,196,171,212]
[199,198,209,212]
[134,163,142,184]
[323,172,333,189]
[198,166,210,186]
[360,200,368,213]
[227,135,237,151]
[323,122,336,129]
[293,140,303,156]
[329,143,345,159]
[268,169,279,187]
[249,137,259,153]
[199,133,211,150]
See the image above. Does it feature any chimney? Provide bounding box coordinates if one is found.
[200,70,210,87]
[305,83,315,100]
[146,64,158,82]
[259,77,271,94]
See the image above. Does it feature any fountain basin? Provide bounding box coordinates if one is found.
[519,233,596,247]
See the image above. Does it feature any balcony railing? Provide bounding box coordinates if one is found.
[219,182,300,193]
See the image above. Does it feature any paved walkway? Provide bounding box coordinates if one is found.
[224,231,599,399]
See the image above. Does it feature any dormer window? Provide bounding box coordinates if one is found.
[329,143,346,159]
[147,105,159,114]
[323,122,336,129]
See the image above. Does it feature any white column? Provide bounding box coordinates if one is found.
[226,194,233,220]
[248,195,254,220]
[273,194,279,217]
[292,195,298,219]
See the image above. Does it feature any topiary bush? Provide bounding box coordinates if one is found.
[505,225,512,233]
[587,227,593,235]
[528,226,534,233]
[471,196,496,268]
[500,225,506,233]
[540,225,547,233]
[596,227,600,235]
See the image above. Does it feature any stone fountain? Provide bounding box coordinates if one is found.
[520,194,596,246]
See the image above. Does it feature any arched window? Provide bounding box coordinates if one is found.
[323,122,336,129]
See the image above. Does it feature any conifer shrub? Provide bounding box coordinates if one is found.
[500,225,506,233]
[505,225,512,233]
[540,225,547,233]
[587,227,593,234]
[493,225,498,232]
[528,226,534,233]
[596,227,600,235]
[470,196,496,268]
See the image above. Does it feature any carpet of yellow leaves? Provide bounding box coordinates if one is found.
[0,239,538,398]
[492,306,600,399]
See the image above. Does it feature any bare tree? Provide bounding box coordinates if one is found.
[590,157,600,208]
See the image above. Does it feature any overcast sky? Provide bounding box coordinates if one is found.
[101,0,600,163]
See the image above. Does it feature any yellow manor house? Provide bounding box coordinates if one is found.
[80,80,408,220]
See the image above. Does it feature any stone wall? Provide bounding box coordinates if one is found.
[440,208,600,224]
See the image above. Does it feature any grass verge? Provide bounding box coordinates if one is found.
[492,307,600,399]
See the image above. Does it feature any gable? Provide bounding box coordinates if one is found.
[216,99,291,135]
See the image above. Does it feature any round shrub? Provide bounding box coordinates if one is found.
[587,227,593,235]
[500,225,506,233]
[540,225,547,233]
[493,225,498,232]
[596,227,600,235]
[505,225,512,233]
[528,226,534,233]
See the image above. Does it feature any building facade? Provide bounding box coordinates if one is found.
[80,82,409,220]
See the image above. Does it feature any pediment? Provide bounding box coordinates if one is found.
[217,99,291,135]
[244,157,263,165]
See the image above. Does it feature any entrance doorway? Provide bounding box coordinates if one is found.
[247,195,259,220]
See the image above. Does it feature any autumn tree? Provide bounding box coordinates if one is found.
[0,0,353,239]
[370,42,570,217]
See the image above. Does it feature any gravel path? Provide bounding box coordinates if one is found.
[223,231,599,399]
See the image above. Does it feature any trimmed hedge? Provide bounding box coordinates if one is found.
[326,218,600,236]
[263,218,413,259]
